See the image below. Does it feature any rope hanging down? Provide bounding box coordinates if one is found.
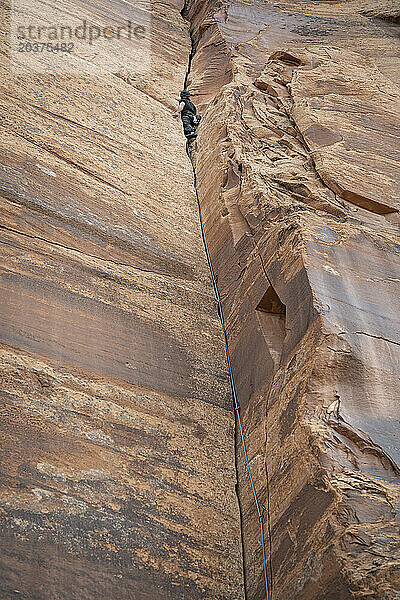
[186,142,271,600]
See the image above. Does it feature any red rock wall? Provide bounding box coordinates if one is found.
[184,0,400,598]
[0,1,245,598]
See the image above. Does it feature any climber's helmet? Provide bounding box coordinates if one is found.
[180,90,191,98]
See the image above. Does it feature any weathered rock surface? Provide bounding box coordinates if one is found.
[184,0,400,598]
[0,1,244,598]
[357,0,400,23]
[1,0,400,598]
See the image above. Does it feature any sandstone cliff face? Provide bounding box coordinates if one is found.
[183,0,400,598]
[1,0,399,599]
[0,1,244,598]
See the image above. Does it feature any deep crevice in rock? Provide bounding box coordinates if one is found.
[180,5,249,597]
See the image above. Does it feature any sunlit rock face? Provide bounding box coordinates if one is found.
[0,1,245,598]
[1,0,399,598]
[183,0,400,598]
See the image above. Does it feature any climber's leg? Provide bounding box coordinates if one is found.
[181,114,196,138]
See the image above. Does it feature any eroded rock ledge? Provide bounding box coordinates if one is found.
[183,0,400,598]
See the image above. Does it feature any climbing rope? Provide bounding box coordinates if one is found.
[186,142,271,600]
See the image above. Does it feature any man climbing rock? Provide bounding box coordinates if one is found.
[173,90,201,140]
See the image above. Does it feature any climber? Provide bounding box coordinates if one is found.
[173,90,201,140]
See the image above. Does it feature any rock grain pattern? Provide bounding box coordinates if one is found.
[0,1,244,598]
[183,0,400,598]
[1,0,400,599]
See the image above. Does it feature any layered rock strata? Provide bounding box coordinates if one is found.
[183,0,400,598]
[0,1,245,598]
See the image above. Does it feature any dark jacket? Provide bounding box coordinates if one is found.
[180,97,197,115]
